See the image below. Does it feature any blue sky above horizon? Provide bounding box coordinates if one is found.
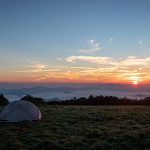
[0,0,150,83]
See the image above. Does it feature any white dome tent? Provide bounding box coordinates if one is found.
[0,100,41,122]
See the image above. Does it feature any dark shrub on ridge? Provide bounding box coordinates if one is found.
[0,94,9,106]
[21,94,46,106]
[47,95,150,106]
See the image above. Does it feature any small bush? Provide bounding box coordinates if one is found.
[21,95,46,106]
[0,94,9,106]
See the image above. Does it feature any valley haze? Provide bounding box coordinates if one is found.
[0,83,149,102]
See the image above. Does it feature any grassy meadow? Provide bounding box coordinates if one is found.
[0,105,150,150]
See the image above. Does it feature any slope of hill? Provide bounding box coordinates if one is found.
[0,106,150,150]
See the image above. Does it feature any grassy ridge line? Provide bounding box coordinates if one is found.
[1,94,150,106]
[47,95,150,105]
[21,94,150,106]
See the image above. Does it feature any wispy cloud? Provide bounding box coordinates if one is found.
[108,37,114,43]
[65,55,150,66]
[65,56,116,65]
[78,40,101,53]
[27,62,48,70]
[138,40,143,45]
[15,62,56,73]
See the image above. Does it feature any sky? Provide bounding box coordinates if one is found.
[0,0,150,84]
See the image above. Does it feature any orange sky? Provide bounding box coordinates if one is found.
[1,56,150,85]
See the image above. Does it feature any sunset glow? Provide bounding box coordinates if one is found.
[0,56,150,84]
[133,81,138,85]
[0,1,149,84]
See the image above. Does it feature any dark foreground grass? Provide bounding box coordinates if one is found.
[1,106,150,150]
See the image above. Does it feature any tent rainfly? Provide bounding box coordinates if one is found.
[0,100,41,122]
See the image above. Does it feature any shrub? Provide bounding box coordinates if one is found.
[0,94,9,106]
[21,94,46,106]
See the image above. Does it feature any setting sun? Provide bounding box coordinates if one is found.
[133,80,138,85]
[127,76,140,85]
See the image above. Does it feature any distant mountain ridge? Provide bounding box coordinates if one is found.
[0,86,77,96]
[0,84,149,96]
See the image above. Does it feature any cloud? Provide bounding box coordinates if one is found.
[108,37,114,43]
[119,56,150,66]
[15,62,59,73]
[27,62,48,70]
[65,56,116,65]
[65,55,150,67]
[138,40,143,45]
[78,40,101,53]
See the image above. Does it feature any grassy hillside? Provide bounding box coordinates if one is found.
[0,106,150,150]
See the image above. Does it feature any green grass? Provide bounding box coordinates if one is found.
[1,106,150,150]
